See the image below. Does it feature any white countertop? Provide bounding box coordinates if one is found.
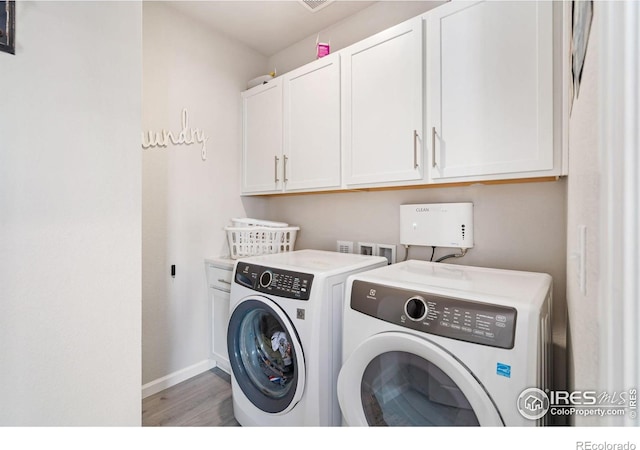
[204,256,235,271]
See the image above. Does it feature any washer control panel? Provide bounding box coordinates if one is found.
[234,262,314,301]
[350,280,517,349]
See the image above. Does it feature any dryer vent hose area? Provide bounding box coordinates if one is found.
[434,248,468,263]
[404,245,469,263]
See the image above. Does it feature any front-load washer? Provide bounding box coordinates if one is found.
[227,249,387,426]
[337,260,552,426]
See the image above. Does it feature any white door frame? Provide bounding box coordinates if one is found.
[599,0,640,427]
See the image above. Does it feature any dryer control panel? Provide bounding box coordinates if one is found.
[234,262,314,301]
[350,280,517,349]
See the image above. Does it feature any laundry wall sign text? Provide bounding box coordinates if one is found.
[142,108,208,161]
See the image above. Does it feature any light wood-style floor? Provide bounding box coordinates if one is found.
[142,368,240,426]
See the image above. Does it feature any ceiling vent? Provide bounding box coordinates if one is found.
[298,0,334,13]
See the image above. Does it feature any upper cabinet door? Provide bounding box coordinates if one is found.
[283,53,341,192]
[241,80,283,194]
[342,17,424,186]
[427,1,554,180]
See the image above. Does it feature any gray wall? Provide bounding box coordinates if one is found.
[565,2,600,427]
[0,1,142,425]
[142,2,267,387]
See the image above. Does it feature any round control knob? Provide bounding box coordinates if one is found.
[259,270,273,288]
[404,296,428,321]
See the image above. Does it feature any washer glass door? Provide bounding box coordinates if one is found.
[227,296,305,414]
[337,332,503,426]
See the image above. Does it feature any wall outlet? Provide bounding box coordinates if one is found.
[336,240,354,253]
[357,242,377,256]
[376,244,397,265]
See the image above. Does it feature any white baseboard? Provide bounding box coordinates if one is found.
[142,359,216,399]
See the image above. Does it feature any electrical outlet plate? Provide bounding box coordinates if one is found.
[357,242,377,256]
[376,244,396,265]
[337,240,354,254]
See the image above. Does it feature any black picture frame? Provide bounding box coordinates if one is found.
[0,1,15,55]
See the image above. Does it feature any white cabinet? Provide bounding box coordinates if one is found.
[241,80,283,194]
[342,17,424,187]
[241,54,341,194]
[211,288,230,373]
[205,259,233,374]
[240,3,565,195]
[283,53,341,191]
[425,1,556,181]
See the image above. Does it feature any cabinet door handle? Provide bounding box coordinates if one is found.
[431,127,437,168]
[217,278,231,285]
[413,130,419,169]
[274,156,280,182]
[283,155,289,182]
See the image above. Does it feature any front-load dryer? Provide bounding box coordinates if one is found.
[227,249,387,426]
[337,260,552,426]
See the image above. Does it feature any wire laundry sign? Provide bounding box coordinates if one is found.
[141,108,208,161]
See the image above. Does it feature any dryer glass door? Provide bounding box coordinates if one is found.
[337,332,503,426]
[361,351,479,426]
[227,296,306,414]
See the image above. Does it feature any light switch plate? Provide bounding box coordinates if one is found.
[578,225,587,295]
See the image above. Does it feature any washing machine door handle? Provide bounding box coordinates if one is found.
[337,331,504,426]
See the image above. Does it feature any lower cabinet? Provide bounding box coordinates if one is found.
[210,287,230,374]
[205,260,233,374]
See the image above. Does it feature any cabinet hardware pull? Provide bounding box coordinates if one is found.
[413,130,419,169]
[283,155,289,182]
[431,127,437,168]
[274,156,280,182]
[217,278,231,285]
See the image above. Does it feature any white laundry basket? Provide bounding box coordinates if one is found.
[230,218,289,228]
[225,218,299,259]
